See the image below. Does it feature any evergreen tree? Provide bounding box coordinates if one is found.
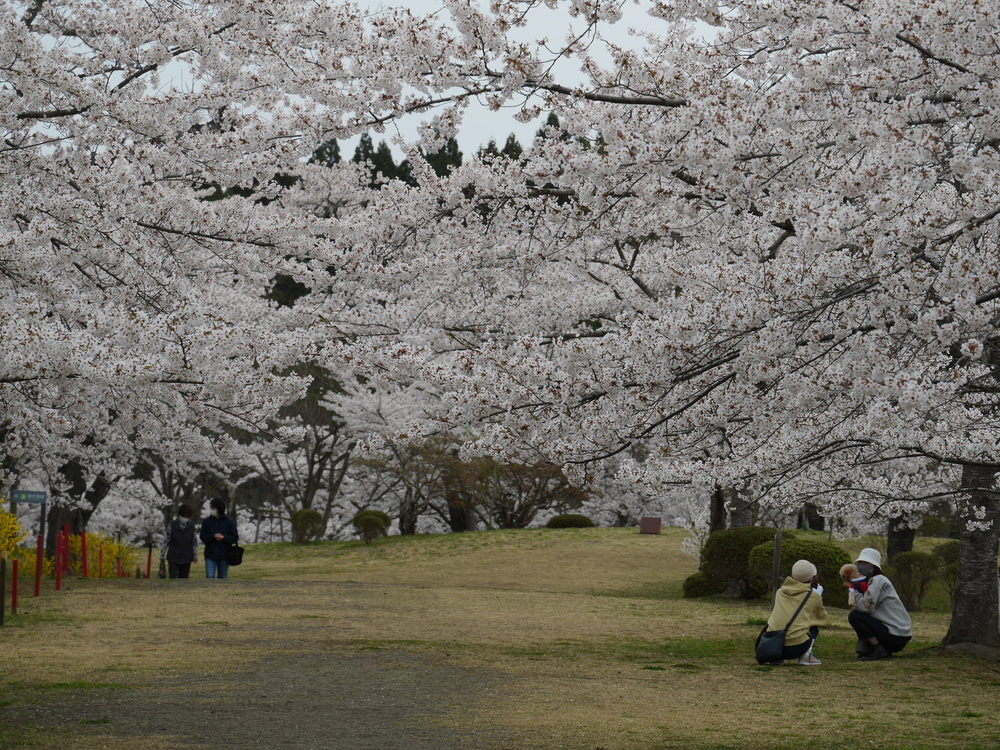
[352,133,407,188]
[421,136,463,178]
[478,139,500,159]
[310,139,341,166]
[371,141,399,183]
[500,134,524,161]
[535,112,565,140]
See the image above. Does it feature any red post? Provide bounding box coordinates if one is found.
[11,560,18,614]
[0,552,5,626]
[145,547,152,580]
[55,531,63,591]
[98,546,104,578]
[62,524,71,574]
[34,534,43,597]
[80,531,89,578]
[116,558,122,578]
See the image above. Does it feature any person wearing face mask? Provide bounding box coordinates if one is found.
[199,498,239,580]
[848,548,912,660]
[160,503,198,579]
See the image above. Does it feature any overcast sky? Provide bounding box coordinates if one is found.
[358,0,671,156]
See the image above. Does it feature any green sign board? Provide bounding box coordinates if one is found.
[11,490,47,504]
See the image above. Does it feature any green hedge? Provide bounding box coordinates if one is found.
[682,571,725,598]
[933,540,960,607]
[352,510,392,544]
[291,508,325,543]
[545,514,596,529]
[887,550,938,612]
[699,527,784,599]
[748,537,852,609]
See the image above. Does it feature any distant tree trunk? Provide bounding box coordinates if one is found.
[709,488,728,533]
[46,466,111,555]
[886,516,916,564]
[322,448,353,526]
[728,489,755,528]
[942,465,1000,657]
[798,503,825,531]
[447,501,476,532]
[398,490,419,535]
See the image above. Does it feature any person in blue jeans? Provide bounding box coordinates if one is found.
[200,498,239,579]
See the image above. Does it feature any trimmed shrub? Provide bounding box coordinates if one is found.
[291,508,325,544]
[919,501,958,538]
[699,526,784,599]
[683,571,725,598]
[932,540,960,607]
[546,513,596,529]
[748,537,852,609]
[352,510,391,545]
[889,550,938,612]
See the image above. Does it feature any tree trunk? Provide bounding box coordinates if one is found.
[728,489,755,528]
[46,468,111,555]
[886,516,916,564]
[709,488,727,533]
[398,490,418,535]
[942,464,1000,657]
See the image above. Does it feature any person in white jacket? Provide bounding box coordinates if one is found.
[848,548,912,661]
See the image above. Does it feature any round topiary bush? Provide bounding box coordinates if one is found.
[932,540,960,607]
[888,550,938,612]
[290,508,325,543]
[545,513,596,529]
[699,526,785,599]
[747,537,852,608]
[683,571,725,598]
[352,510,392,544]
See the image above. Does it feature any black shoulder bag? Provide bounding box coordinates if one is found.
[226,543,244,566]
[755,590,812,664]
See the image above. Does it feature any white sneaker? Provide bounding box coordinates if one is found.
[798,649,821,666]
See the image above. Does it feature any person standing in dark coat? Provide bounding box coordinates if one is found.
[160,503,198,579]
[199,498,238,580]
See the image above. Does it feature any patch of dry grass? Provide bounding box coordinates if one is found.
[2,528,998,750]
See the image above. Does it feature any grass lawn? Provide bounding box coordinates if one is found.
[1,527,997,750]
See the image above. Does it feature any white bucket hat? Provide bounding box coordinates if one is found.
[856,548,883,568]
[791,559,818,583]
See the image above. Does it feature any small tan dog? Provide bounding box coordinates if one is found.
[839,563,872,608]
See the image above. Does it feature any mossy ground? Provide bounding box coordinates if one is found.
[1,527,996,750]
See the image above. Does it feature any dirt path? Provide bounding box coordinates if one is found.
[41,649,507,749]
[2,579,527,750]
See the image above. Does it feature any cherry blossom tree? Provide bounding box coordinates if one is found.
[298,0,1000,653]
[6,0,1000,655]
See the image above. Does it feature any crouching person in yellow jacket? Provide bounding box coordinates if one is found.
[763,559,830,666]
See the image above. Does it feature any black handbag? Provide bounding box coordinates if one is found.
[755,590,812,664]
[226,543,244,566]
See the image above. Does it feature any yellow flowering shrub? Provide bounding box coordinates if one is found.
[0,519,142,579]
[11,546,54,578]
[0,498,29,556]
[81,531,141,577]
